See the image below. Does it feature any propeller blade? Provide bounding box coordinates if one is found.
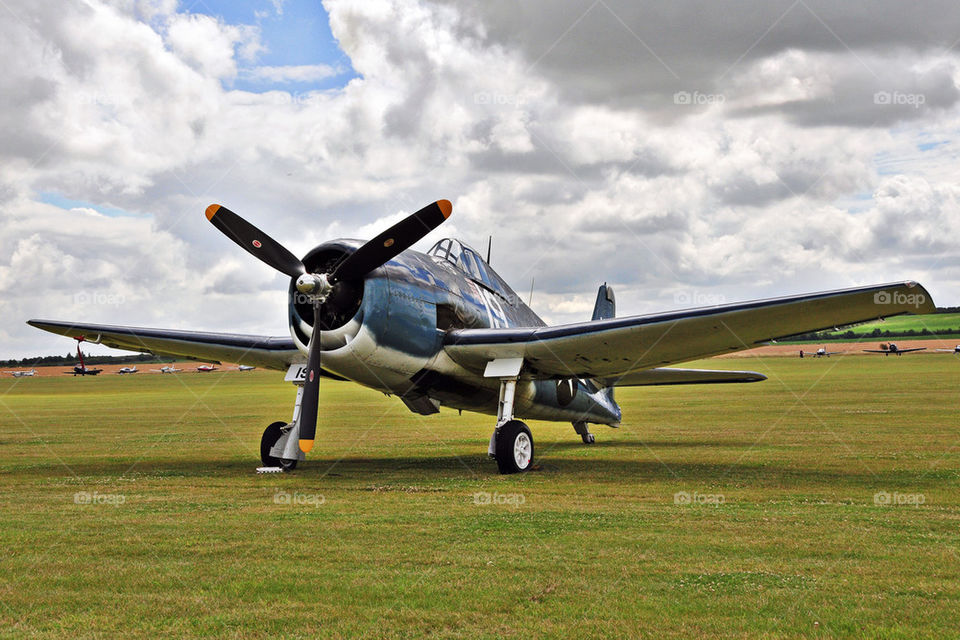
[298,304,323,453]
[205,204,305,278]
[330,199,451,282]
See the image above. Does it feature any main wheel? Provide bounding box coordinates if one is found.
[495,420,534,474]
[260,421,297,471]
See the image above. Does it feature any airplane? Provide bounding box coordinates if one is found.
[236,365,256,371]
[4,369,38,378]
[151,365,183,373]
[863,343,926,356]
[813,347,843,358]
[935,345,960,354]
[196,365,219,372]
[117,366,138,374]
[65,338,103,376]
[28,199,935,474]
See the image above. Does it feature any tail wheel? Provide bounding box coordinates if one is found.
[495,420,534,474]
[260,421,297,471]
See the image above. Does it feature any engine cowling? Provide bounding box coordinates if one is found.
[288,240,365,352]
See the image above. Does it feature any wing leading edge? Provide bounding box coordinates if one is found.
[27,320,302,372]
[444,281,934,379]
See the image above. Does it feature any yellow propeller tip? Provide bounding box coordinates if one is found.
[299,439,314,453]
[437,200,452,219]
[205,204,221,221]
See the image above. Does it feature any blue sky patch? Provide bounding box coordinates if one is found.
[39,192,148,218]
[189,0,359,93]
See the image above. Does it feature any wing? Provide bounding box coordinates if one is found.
[444,281,934,379]
[862,350,888,353]
[608,368,766,387]
[28,319,303,372]
[896,347,926,353]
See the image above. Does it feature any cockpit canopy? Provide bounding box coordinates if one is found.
[427,238,513,299]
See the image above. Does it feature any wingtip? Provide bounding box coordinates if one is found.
[205,204,221,221]
[437,199,452,219]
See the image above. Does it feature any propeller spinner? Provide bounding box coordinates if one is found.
[205,199,452,454]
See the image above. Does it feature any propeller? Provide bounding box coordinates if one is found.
[205,199,452,454]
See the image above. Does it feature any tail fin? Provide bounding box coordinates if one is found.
[591,283,616,321]
[591,283,618,404]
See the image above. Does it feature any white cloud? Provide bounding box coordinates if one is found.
[242,64,340,84]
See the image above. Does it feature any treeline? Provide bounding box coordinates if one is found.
[0,353,176,368]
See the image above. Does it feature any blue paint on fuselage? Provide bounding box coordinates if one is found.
[297,240,620,425]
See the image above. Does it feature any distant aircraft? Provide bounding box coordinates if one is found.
[196,364,219,372]
[28,199,936,474]
[117,366,138,375]
[935,345,960,354]
[236,365,256,371]
[65,338,103,376]
[151,365,183,373]
[4,369,37,378]
[863,343,925,356]
[813,347,843,358]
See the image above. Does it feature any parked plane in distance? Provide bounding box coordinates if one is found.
[196,364,218,372]
[813,347,843,358]
[5,369,37,377]
[28,199,935,474]
[236,365,256,371]
[117,366,138,375]
[935,345,960,354]
[151,365,183,373]
[863,343,926,356]
[65,339,103,376]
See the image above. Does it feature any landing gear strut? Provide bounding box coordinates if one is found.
[260,421,297,471]
[485,362,535,474]
[258,369,308,472]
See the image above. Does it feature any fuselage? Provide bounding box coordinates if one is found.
[288,238,621,426]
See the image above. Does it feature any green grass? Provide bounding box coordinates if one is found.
[784,313,960,343]
[1,356,959,638]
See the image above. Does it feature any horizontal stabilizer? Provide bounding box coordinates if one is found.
[604,368,766,387]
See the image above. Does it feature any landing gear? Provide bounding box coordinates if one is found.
[486,361,536,474]
[260,421,297,471]
[573,421,595,444]
[494,420,534,474]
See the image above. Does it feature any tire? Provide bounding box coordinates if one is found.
[260,421,297,471]
[495,420,534,474]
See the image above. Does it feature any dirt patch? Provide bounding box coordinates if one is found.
[716,339,960,358]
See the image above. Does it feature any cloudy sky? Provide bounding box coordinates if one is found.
[2,0,959,358]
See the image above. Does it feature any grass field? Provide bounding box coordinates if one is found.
[1,355,959,638]
[785,313,960,343]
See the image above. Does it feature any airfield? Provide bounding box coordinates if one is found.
[2,352,958,638]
